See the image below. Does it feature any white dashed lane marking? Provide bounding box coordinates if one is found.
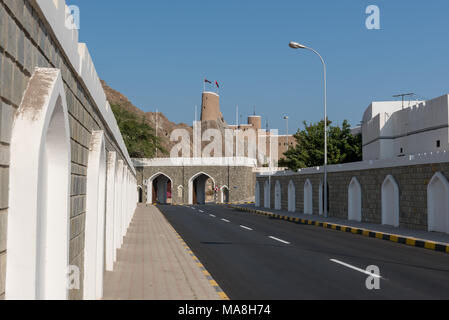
[221,219,230,223]
[240,225,253,231]
[269,236,290,245]
[330,259,382,279]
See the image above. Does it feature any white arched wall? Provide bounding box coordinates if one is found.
[255,181,260,207]
[304,180,313,215]
[221,185,230,203]
[147,172,174,204]
[114,160,124,260]
[105,152,117,272]
[288,180,296,213]
[348,177,362,222]
[264,180,271,209]
[274,180,282,210]
[84,131,107,300]
[188,172,215,205]
[382,175,400,227]
[6,68,71,300]
[427,172,449,234]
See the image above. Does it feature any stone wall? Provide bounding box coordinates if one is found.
[258,162,449,232]
[136,165,256,204]
[0,0,135,299]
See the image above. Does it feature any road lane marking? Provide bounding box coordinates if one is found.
[209,214,216,218]
[199,210,204,213]
[240,225,253,231]
[269,236,290,245]
[221,219,230,223]
[330,259,382,279]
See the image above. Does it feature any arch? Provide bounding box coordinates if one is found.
[381,175,400,227]
[105,152,117,272]
[221,185,230,203]
[255,181,261,207]
[188,172,216,205]
[84,131,107,300]
[427,172,449,233]
[348,177,362,222]
[274,180,282,210]
[304,180,313,215]
[264,180,271,209]
[147,172,174,204]
[6,69,71,300]
[288,180,296,213]
[114,160,124,260]
[137,185,143,203]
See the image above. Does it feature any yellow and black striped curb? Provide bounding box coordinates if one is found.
[168,227,229,300]
[230,205,449,255]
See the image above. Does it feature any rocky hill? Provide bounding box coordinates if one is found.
[101,80,192,157]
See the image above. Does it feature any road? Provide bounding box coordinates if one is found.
[157,204,449,300]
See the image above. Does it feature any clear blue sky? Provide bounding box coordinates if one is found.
[69,0,449,133]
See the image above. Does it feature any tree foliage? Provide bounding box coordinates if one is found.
[111,104,166,158]
[279,120,362,171]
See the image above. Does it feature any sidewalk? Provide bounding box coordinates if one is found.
[103,204,226,300]
[232,204,449,253]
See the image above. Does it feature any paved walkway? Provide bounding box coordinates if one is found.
[103,204,223,300]
[236,204,449,245]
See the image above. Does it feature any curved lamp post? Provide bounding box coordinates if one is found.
[289,41,328,218]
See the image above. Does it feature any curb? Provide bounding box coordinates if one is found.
[160,206,230,300]
[230,205,449,255]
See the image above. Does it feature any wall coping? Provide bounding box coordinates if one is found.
[258,151,449,177]
[133,157,258,167]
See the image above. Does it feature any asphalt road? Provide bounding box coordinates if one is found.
[157,204,449,300]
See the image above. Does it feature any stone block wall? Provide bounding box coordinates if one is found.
[136,165,256,204]
[0,0,134,299]
[258,162,449,232]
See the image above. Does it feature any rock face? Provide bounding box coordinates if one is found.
[101,80,193,157]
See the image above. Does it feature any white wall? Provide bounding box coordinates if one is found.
[362,95,449,161]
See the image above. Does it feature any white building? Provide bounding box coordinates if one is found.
[362,94,449,160]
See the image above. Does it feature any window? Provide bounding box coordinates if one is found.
[437,140,441,148]
[400,148,404,154]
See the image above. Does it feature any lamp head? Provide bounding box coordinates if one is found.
[289,41,307,49]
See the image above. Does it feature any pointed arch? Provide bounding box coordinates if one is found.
[105,152,117,272]
[304,179,313,215]
[382,175,400,227]
[188,172,215,205]
[147,172,174,204]
[348,177,362,222]
[6,69,71,300]
[264,180,271,209]
[427,172,449,234]
[288,180,296,213]
[274,180,282,210]
[220,185,230,203]
[84,131,107,300]
[255,180,261,207]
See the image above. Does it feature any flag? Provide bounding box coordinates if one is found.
[215,81,220,88]
[204,78,212,84]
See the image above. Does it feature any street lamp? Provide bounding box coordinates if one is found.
[289,41,328,218]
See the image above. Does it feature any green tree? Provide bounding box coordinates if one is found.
[279,120,362,171]
[111,104,166,158]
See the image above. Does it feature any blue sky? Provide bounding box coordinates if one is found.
[69,0,449,133]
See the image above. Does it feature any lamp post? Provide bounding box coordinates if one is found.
[289,41,328,217]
